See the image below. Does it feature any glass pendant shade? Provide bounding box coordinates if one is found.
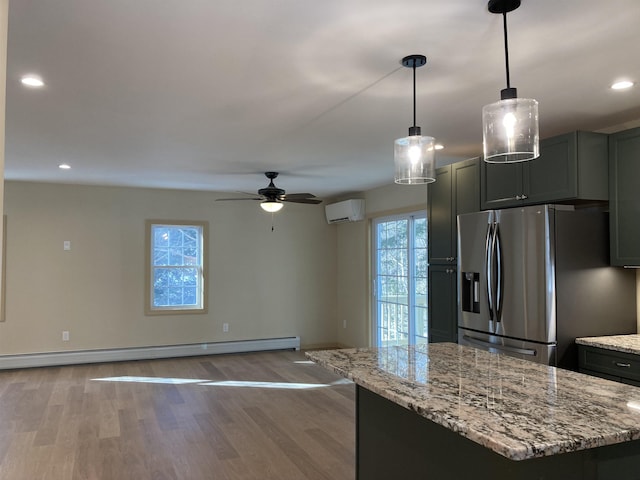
[260,200,283,213]
[482,97,539,163]
[394,134,436,184]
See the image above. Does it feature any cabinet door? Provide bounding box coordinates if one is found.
[610,127,640,266]
[428,265,457,343]
[525,132,578,203]
[427,166,453,264]
[453,157,480,217]
[480,161,523,210]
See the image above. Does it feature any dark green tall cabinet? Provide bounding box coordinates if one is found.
[481,131,609,210]
[427,158,480,343]
[609,126,640,266]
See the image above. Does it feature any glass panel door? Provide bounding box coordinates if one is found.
[373,212,427,347]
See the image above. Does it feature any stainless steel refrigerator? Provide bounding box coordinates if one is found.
[457,204,636,370]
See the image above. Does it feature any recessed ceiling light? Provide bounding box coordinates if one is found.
[58,163,71,170]
[435,144,444,150]
[611,81,634,90]
[21,74,45,88]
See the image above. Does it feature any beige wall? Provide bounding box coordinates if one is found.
[1,181,338,354]
[335,183,428,348]
[0,0,7,323]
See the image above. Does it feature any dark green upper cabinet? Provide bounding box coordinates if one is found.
[609,126,640,266]
[428,157,480,264]
[481,131,608,210]
[427,166,453,264]
[454,158,481,217]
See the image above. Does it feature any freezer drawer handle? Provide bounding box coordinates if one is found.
[462,335,537,357]
[615,362,632,368]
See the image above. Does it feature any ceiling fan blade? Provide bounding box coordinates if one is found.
[282,198,323,204]
[282,193,316,200]
[215,197,262,202]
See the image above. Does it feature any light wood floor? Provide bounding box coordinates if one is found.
[0,350,355,480]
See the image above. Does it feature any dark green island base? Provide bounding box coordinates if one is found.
[357,386,640,480]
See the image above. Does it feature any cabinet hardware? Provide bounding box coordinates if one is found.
[521,194,528,200]
[615,362,631,368]
[515,195,521,200]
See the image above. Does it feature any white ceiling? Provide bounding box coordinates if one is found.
[5,0,640,198]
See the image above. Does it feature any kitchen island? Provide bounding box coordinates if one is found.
[307,343,640,480]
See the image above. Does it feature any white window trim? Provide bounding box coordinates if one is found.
[145,219,209,316]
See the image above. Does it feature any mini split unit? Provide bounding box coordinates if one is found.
[325,199,365,224]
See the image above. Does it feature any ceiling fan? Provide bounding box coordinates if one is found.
[216,172,322,213]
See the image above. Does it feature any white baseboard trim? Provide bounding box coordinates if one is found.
[0,336,301,370]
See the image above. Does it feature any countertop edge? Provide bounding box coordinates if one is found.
[576,335,640,355]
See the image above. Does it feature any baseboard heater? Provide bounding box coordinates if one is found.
[0,336,301,370]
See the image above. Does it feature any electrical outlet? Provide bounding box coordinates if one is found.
[343,319,347,329]
[223,323,229,333]
[62,331,70,341]
[63,241,71,251]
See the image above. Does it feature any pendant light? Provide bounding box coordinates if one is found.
[482,0,539,163]
[394,55,436,184]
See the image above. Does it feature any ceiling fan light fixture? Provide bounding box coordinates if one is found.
[394,54,436,185]
[260,200,284,213]
[482,0,539,164]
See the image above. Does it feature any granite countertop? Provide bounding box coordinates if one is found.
[306,343,640,461]
[576,334,640,355]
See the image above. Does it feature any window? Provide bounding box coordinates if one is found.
[372,212,427,347]
[145,220,208,315]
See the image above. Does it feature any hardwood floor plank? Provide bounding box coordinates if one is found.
[33,404,64,446]
[193,412,240,461]
[243,406,334,480]
[98,399,121,439]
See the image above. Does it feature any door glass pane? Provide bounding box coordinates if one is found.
[413,217,428,344]
[374,213,427,347]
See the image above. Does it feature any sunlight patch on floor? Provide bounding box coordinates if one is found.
[92,376,207,385]
[91,376,352,389]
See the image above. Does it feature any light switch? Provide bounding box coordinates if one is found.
[63,240,71,251]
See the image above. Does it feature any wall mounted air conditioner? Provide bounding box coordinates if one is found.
[325,199,365,224]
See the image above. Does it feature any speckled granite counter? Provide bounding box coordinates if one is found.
[576,334,640,355]
[307,343,640,462]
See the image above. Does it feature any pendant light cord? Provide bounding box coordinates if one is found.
[502,12,511,89]
[412,62,417,128]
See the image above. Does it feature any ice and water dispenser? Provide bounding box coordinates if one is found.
[461,272,480,314]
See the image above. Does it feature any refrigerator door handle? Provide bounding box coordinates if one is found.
[462,335,537,357]
[485,222,494,322]
[495,222,504,324]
